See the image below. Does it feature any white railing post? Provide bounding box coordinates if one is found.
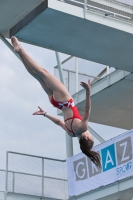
[13,172,15,193]
[42,158,44,200]
[55,52,73,158]
[5,151,8,200]
[84,0,87,19]
[106,66,110,75]
[106,66,110,86]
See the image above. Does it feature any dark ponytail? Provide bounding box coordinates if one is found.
[79,138,101,168]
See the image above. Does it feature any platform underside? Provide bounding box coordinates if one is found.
[0,0,44,34]
[1,0,133,72]
[12,7,133,72]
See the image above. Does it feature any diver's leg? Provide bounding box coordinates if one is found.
[11,36,71,101]
[20,55,53,96]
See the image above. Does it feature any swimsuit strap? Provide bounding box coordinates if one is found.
[64,117,76,137]
[70,118,76,136]
[64,117,73,122]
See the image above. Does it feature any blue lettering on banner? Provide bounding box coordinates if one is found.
[116,161,132,176]
[101,144,116,172]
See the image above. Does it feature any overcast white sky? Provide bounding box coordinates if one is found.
[0,39,127,169]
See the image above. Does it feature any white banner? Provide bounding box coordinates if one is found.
[67,129,133,197]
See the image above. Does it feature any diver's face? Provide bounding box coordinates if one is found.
[81,130,94,141]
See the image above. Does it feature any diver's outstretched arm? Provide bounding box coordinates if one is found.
[33,106,65,128]
[82,86,91,121]
[79,80,91,130]
[80,80,91,120]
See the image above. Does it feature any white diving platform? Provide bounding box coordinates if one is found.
[1,0,133,72]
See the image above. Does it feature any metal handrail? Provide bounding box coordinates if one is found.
[8,151,66,162]
[63,68,101,79]
[54,55,73,68]
[91,0,133,8]
[87,4,131,19]
[60,0,133,21]
[0,169,67,181]
[71,69,120,98]
[55,67,101,79]
[64,0,133,8]
[5,152,68,200]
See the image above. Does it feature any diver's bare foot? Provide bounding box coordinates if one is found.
[11,36,22,53]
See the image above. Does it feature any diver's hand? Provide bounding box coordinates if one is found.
[33,106,45,115]
[80,79,91,95]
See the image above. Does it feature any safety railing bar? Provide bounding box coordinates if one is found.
[64,0,133,8]
[7,191,66,200]
[55,67,102,79]
[92,0,133,8]
[63,0,132,20]
[63,68,101,79]
[0,169,6,172]
[8,151,66,162]
[65,0,84,6]
[5,169,67,181]
[91,67,111,84]
[72,69,121,97]
[44,175,67,181]
[54,55,73,68]
[91,69,122,85]
[87,4,131,19]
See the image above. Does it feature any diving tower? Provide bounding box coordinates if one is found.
[1,0,133,72]
[1,1,133,199]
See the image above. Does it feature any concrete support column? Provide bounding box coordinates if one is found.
[84,0,87,19]
[55,52,73,158]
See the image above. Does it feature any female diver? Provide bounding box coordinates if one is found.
[11,36,101,167]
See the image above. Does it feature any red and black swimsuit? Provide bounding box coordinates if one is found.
[50,96,82,137]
